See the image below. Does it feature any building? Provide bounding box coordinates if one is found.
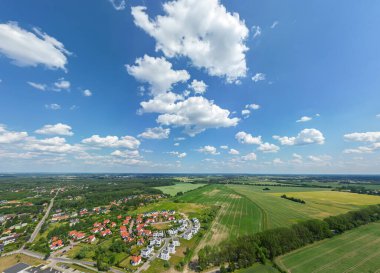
[172,237,180,247]
[88,235,96,243]
[160,249,170,260]
[183,231,192,240]
[141,247,153,258]
[130,255,142,266]
[168,243,176,254]
[50,239,64,250]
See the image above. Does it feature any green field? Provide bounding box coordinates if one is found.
[276,222,380,273]
[178,184,263,245]
[155,183,207,196]
[237,263,280,273]
[228,185,380,229]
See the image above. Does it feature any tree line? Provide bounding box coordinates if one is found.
[197,204,380,272]
[280,194,306,204]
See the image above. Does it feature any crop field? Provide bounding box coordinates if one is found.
[276,222,380,273]
[155,182,206,196]
[228,185,380,229]
[237,263,280,273]
[178,184,263,245]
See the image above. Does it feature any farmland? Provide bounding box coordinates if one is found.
[154,182,207,196]
[276,222,380,273]
[177,184,263,245]
[228,185,380,229]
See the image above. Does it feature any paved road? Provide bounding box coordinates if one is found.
[26,189,59,245]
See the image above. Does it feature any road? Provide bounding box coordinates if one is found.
[26,189,59,245]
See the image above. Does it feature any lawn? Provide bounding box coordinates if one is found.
[228,185,380,229]
[178,184,263,244]
[276,222,380,273]
[236,263,280,273]
[0,254,46,272]
[155,183,207,196]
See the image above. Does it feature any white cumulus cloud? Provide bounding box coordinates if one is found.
[108,0,127,10]
[45,103,61,110]
[252,73,266,82]
[35,123,73,136]
[235,131,262,145]
[126,55,190,95]
[131,0,249,82]
[82,135,140,149]
[27,81,46,91]
[241,152,257,161]
[197,145,219,155]
[138,127,170,139]
[83,89,92,97]
[189,79,207,94]
[296,116,312,123]
[258,142,280,153]
[229,148,239,155]
[273,128,325,146]
[0,22,70,70]
[344,132,380,142]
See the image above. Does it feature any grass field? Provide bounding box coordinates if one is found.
[276,222,380,273]
[155,183,207,196]
[237,263,280,273]
[0,254,46,272]
[228,185,380,229]
[178,184,263,245]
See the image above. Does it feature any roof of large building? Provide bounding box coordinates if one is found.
[25,265,62,273]
[3,263,30,273]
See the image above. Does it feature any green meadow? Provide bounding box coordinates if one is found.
[276,222,380,273]
[155,182,207,196]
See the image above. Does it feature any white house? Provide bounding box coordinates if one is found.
[172,238,180,247]
[168,243,176,254]
[160,249,170,260]
[183,231,192,240]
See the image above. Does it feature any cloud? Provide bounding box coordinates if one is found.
[376,114,380,118]
[235,131,262,145]
[197,145,219,155]
[35,123,74,136]
[126,55,190,95]
[111,150,140,158]
[258,142,280,153]
[344,132,380,142]
[308,155,332,162]
[27,81,46,91]
[220,145,228,150]
[296,116,312,123]
[82,135,140,149]
[273,128,325,145]
[24,136,83,154]
[0,125,28,144]
[189,79,207,94]
[108,0,127,10]
[343,146,375,154]
[54,78,70,91]
[251,26,261,39]
[252,73,266,82]
[293,153,302,160]
[241,152,257,161]
[83,89,92,97]
[245,104,260,110]
[174,143,180,146]
[273,158,283,164]
[168,151,187,158]
[270,21,279,29]
[0,22,70,70]
[228,148,239,155]
[241,109,250,118]
[45,103,61,110]
[131,0,249,82]
[141,93,239,136]
[138,127,170,139]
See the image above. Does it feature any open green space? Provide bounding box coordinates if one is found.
[236,263,280,273]
[228,185,380,229]
[178,184,263,245]
[276,222,380,273]
[155,182,207,196]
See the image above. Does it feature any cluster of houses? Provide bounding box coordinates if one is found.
[50,237,64,250]
[183,218,200,240]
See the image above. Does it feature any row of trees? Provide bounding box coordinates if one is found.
[280,194,306,204]
[197,204,380,272]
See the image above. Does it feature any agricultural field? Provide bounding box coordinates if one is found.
[228,185,380,229]
[276,222,380,273]
[177,184,263,245]
[237,263,280,273]
[155,182,207,196]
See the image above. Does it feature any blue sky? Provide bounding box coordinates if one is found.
[0,0,380,173]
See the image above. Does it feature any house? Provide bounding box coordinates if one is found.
[88,235,96,243]
[141,247,153,258]
[172,238,180,247]
[111,222,117,228]
[101,229,112,237]
[103,219,110,225]
[121,231,130,239]
[69,218,80,227]
[153,231,164,238]
[93,222,102,228]
[123,219,130,226]
[50,239,64,250]
[130,255,142,266]
[143,230,152,236]
[137,238,145,246]
[183,231,192,240]
[91,228,100,234]
[168,243,176,254]
[155,237,162,246]
[160,249,170,260]
[167,229,178,236]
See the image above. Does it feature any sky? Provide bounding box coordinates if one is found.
[0,0,380,173]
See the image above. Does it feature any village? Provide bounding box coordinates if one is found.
[48,205,201,270]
